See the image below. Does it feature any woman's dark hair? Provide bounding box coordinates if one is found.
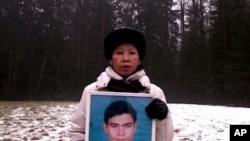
[104,100,137,124]
[103,27,146,60]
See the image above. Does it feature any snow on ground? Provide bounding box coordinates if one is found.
[169,104,250,141]
[0,101,250,141]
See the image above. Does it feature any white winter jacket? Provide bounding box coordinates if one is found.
[68,67,174,141]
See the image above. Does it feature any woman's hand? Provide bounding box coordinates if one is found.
[145,98,168,120]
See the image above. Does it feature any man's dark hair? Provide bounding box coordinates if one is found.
[104,100,137,124]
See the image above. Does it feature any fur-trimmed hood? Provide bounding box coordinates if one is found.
[96,66,151,91]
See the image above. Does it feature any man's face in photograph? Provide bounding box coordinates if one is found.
[104,113,137,141]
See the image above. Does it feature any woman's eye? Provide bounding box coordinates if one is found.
[115,51,123,54]
[129,51,136,54]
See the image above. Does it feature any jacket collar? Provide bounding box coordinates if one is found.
[96,66,151,90]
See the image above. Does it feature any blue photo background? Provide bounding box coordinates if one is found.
[89,93,153,141]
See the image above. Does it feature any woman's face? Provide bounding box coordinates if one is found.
[110,44,141,77]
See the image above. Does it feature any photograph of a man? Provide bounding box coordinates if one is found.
[103,100,137,141]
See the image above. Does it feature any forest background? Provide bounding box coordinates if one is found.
[0,0,250,107]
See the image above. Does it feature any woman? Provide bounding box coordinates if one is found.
[69,27,174,141]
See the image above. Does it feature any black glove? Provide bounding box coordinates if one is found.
[145,98,168,120]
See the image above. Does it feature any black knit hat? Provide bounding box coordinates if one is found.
[104,28,146,60]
